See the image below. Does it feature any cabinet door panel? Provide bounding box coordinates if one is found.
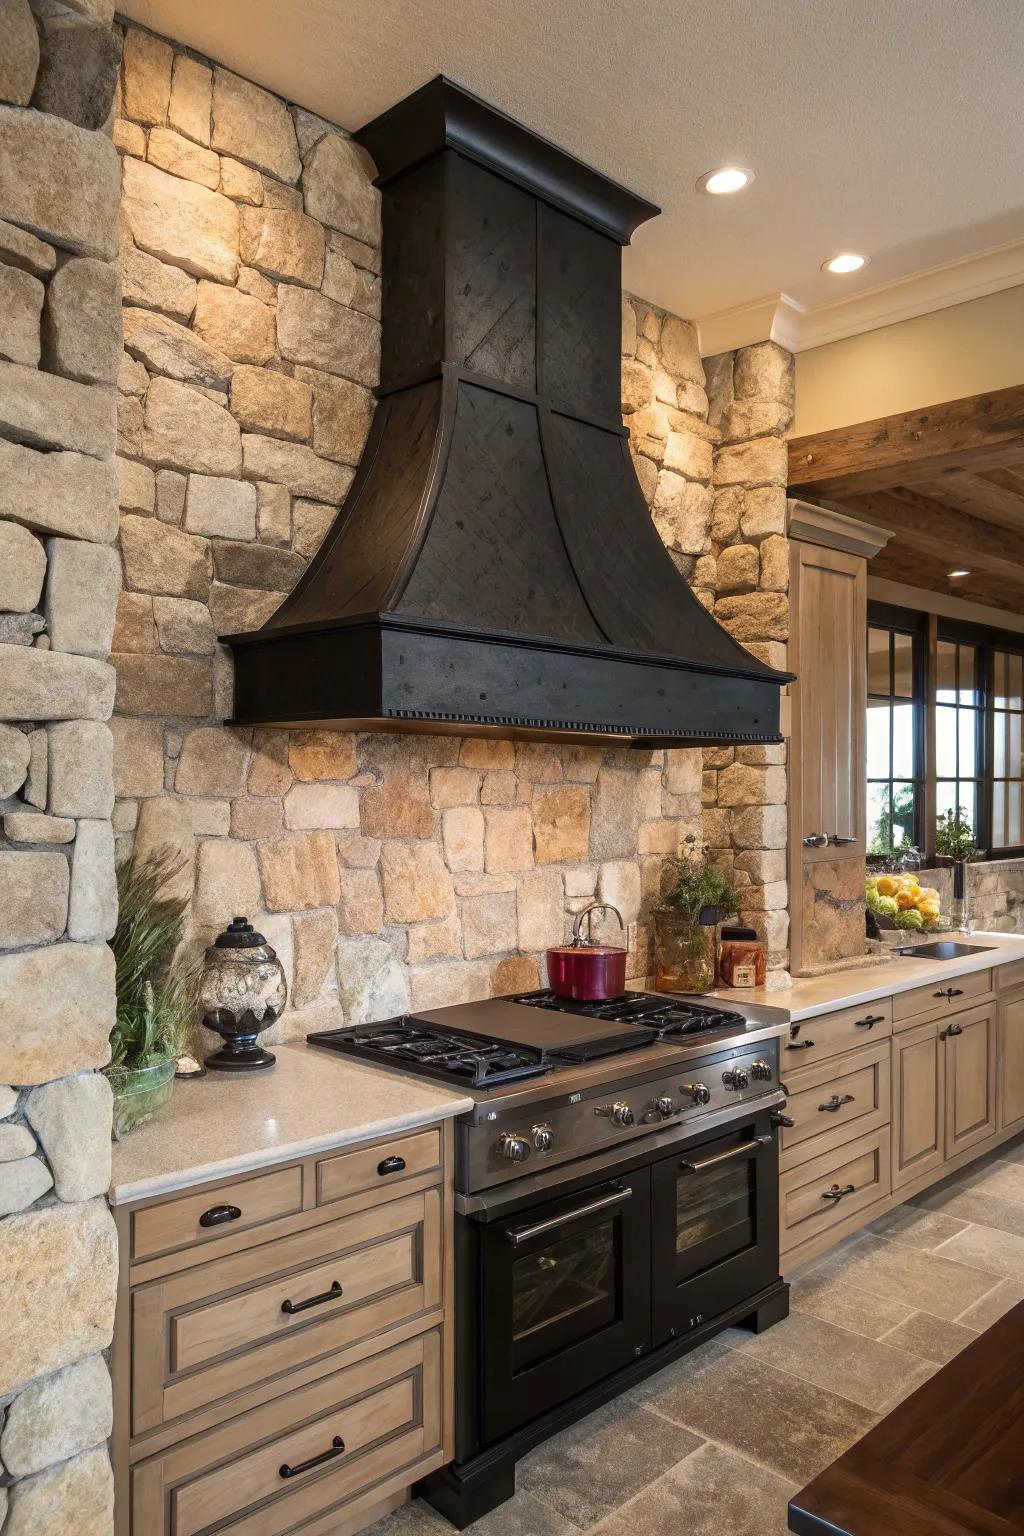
[999,990,1024,1132]
[891,1020,945,1189]
[945,1004,997,1157]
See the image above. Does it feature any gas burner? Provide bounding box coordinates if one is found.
[507,989,744,1037]
[308,1019,552,1089]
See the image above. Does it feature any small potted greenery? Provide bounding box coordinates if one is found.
[934,807,979,929]
[107,849,201,1139]
[655,834,740,992]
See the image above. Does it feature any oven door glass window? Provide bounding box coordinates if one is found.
[479,1169,651,1444]
[651,1117,778,1344]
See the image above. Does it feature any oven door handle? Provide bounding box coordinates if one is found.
[505,1186,632,1247]
[679,1133,773,1174]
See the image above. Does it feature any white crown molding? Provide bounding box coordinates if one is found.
[695,238,1024,357]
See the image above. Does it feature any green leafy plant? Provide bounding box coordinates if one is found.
[935,807,977,862]
[661,834,740,922]
[109,849,201,1074]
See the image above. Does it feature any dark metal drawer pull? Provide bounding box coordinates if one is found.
[934,987,964,999]
[281,1279,343,1315]
[855,1015,885,1029]
[681,1133,772,1175]
[786,1039,815,1051]
[821,1183,856,1203]
[198,1203,242,1229]
[771,1109,795,1128]
[377,1155,407,1177]
[506,1185,632,1247]
[819,1094,855,1113]
[830,834,857,846]
[280,1435,345,1479]
[940,1022,964,1039]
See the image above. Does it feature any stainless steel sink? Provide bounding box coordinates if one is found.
[896,940,994,960]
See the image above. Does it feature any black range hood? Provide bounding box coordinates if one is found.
[225,77,790,746]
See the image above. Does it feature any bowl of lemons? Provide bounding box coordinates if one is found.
[866,872,945,934]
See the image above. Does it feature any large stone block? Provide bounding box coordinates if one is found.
[121,157,239,284]
[147,124,220,189]
[0,944,114,1085]
[31,11,121,131]
[0,359,115,458]
[0,1156,53,1216]
[109,714,164,797]
[207,581,283,635]
[175,725,248,795]
[1,1353,112,1478]
[48,718,113,816]
[291,908,337,1006]
[0,213,54,277]
[231,364,312,443]
[334,936,409,1027]
[25,1070,112,1204]
[284,781,358,830]
[258,830,340,910]
[131,794,195,899]
[591,765,646,860]
[517,867,565,950]
[121,24,171,123]
[659,314,705,385]
[67,818,117,941]
[113,651,212,716]
[337,866,382,937]
[122,305,232,389]
[651,471,711,556]
[289,729,355,782]
[120,513,211,600]
[483,806,533,873]
[193,280,275,366]
[0,0,38,106]
[714,590,789,642]
[211,538,305,591]
[0,103,118,258]
[117,455,156,514]
[276,285,380,385]
[302,133,380,245]
[380,841,454,923]
[192,837,262,928]
[0,519,45,611]
[0,264,42,366]
[714,437,788,489]
[142,376,242,475]
[169,52,212,144]
[533,785,591,864]
[294,365,374,465]
[0,721,30,795]
[0,849,68,947]
[241,433,353,502]
[45,538,121,659]
[4,1443,113,1536]
[184,474,257,539]
[118,215,197,321]
[240,206,324,286]
[211,67,300,184]
[290,498,333,558]
[733,340,795,407]
[0,646,115,721]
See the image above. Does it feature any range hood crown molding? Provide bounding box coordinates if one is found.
[225,77,791,747]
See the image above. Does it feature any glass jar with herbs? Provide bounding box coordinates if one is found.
[654,836,739,993]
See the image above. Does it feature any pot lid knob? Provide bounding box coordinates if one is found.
[214,916,267,949]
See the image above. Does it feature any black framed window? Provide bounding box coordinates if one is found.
[866,617,923,855]
[992,648,1024,851]
[935,637,984,841]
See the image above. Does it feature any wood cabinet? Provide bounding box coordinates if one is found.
[945,1003,998,1157]
[997,986,1024,1132]
[891,1018,946,1190]
[112,1123,455,1536]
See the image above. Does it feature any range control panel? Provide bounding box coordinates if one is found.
[466,1040,779,1191]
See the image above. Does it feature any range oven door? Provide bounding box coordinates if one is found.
[475,1167,651,1444]
[651,1111,779,1344]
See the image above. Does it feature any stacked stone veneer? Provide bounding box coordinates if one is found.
[913,859,1024,936]
[0,0,123,1529]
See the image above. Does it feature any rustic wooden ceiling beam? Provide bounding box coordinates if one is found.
[788,383,1024,496]
[842,486,1024,583]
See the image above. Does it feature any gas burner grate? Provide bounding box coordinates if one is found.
[308,1019,552,1088]
[507,989,744,1037]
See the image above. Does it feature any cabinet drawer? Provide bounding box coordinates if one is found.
[782,998,892,1070]
[131,1331,442,1536]
[780,1041,890,1171]
[132,1189,442,1436]
[132,1166,304,1263]
[781,1127,891,1253]
[997,958,1024,993]
[317,1128,441,1207]
[892,968,992,1027]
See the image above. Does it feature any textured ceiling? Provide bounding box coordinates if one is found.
[120,0,1024,325]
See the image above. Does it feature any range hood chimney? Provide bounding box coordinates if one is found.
[226,77,790,746]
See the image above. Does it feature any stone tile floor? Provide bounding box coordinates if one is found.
[366,1135,1024,1536]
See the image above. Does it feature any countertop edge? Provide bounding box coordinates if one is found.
[108,1095,474,1207]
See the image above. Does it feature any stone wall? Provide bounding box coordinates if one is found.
[0,0,121,1528]
[913,859,1024,935]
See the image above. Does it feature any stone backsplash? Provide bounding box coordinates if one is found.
[915,859,1024,935]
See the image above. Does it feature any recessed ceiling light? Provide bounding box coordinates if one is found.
[948,569,971,578]
[696,166,754,196]
[823,252,868,275]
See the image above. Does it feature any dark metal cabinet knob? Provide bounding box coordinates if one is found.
[771,1109,795,1129]
[532,1123,555,1152]
[940,1021,964,1039]
[681,1082,711,1106]
[750,1059,773,1081]
[198,1203,242,1229]
[497,1133,530,1163]
[722,1068,749,1090]
[377,1155,407,1176]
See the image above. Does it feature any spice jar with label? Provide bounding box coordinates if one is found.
[718,924,766,989]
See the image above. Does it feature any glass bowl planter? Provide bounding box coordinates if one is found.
[108,1058,176,1140]
[654,906,716,993]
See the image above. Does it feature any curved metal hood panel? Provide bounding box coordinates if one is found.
[226,77,791,746]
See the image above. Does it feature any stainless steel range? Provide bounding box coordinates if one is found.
[309,989,791,1528]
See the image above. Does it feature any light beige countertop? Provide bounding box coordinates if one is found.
[710,931,1024,1023]
[109,1041,473,1205]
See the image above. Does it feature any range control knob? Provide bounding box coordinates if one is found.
[595,1101,635,1127]
[496,1133,530,1163]
[532,1123,555,1152]
[681,1082,711,1107]
[751,1059,773,1081]
[722,1067,750,1090]
[653,1095,676,1118]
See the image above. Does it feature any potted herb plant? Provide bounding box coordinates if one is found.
[655,834,740,992]
[934,807,980,930]
[107,849,201,1139]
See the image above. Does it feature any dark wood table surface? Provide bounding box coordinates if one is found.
[789,1300,1024,1536]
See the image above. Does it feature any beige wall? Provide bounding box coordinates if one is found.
[793,283,1024,437]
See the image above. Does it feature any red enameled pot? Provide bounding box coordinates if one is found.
[546,903,627,1001]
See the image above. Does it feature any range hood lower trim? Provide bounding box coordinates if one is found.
[228,619,785,747]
